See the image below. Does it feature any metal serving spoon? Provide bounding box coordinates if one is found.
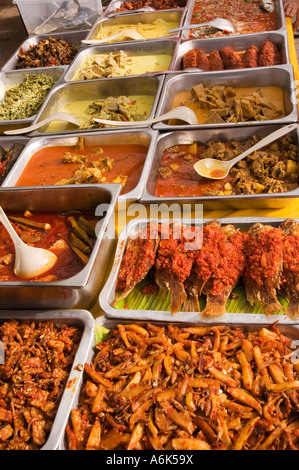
[193,123,298,180]
[82,29,144,45]
[0,207,57,279]
[168,18,237,35]
[4,112,81,135]
[107,7,156,17]
[93,106,198,127]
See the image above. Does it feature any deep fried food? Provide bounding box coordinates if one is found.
[208,50,224,71]
[182,49,197,69]
[242,45,259,68]
[258,40,281,66]
[220,47,244,69]
[195,48,210,71]
[66,322,299,450]
[0,320,82,450]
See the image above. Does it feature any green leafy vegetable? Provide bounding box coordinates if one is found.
[94,324,110,345]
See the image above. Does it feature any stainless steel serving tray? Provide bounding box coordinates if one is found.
[99,216,299,323]
[28,74,164,136]
[63,38,180,82]
[0,67,66,134]
[85,9,184,44]
[153,65,298,131]
[173,31,290,71]
[103,0,191,19]
[181,0,286,41]
[141,124,299,209]
[58,313,299,450]
[1,129,159,202]
[0,184,121,309]
[0,309,95,450]
[1,30,89,72]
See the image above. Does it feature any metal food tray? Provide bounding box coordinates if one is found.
[1,30,90,72]
[99,216,299,323]
[63,38,180,82]
[58,313,299,450]
[85,9,184,44]
[28,74,164,136]
[103,0,191,19]
[181,0,286,42]
[153,65,298,131]
[173,31,290,71]
[141,124,299,210]
[1,128,159,203]
[0,308,95,450]
[0,67,66,134]
[0,184,121,309]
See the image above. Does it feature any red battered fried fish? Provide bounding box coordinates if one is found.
[244,223,284,315]
[200,223,247,316]
[279,219,299,319]
[114,223,160,304]
[155,223,198,314]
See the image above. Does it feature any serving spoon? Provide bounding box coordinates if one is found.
[4,112,81,135]
[193,123,298,180]
[92,106,198,126]
[82,29,144,45]
[168,18,237,35]
[107,7,156,17]
[0,206,57,279]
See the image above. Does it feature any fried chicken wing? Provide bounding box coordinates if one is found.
[279,218,299,319]
[244,223,284,315]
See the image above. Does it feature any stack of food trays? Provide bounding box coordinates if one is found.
[1,0,299,451]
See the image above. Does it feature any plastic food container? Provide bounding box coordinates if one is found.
[13,0,102,35]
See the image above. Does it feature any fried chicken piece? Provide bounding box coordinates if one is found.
[208,50,224,71]
[195,48,210,71]
[258,41,281,67]
[242,45,259,68]
[244,223,285,315]
[220,47,244,69]
[182,49,197,69]
[279,218,299,319]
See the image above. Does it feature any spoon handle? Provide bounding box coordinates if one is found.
[93,107,193,127]
[4,113,79,135]
[0,206,22,248]
[229,123,298,168]
[168,23,207,33]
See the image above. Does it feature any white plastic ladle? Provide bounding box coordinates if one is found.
[93,106,198,126]
[4,112,81,135]
[168,18,237,34]
[0,206,57,279]
[82,29,144,45]
[193,123,298,180]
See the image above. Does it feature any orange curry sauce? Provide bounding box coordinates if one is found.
[154,143,233,198]
[190,0,277,37]
[16,144,148,194]
[0,213,91,281]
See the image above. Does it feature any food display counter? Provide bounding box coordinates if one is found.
[1,0,299,452]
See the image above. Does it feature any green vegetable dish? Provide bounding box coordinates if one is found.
[0,74,54,121]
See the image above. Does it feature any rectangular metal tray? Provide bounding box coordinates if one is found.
[28,74,164,136]
[141,124,299,209]
[85,9,184,44]
[173,31,290,71]
[0,184,121,309]
[0,308,95,450]
[0,67,66,134]
[1,128,159,202]
[63,38,180,82]
[99,216,299,323]
[58,313,299,450]
[1,30,90,72]
[103,0,190,19]
[153,65,298,131]
[181,0,286,41]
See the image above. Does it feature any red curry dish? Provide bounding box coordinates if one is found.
[15,137,148,194]
[0,211,98,281]
[189,0,277,38]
